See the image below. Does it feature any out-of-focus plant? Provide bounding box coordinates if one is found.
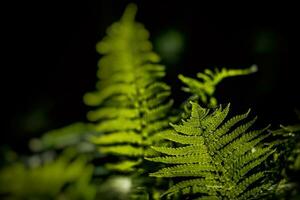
[0,149,96,200]
[270,115,300,200]
[83,4,174,173]
[29,122,96,153]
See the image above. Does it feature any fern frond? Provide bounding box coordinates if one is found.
[148,102,274,199]
[179,65,257,107]
[84,4,174,171]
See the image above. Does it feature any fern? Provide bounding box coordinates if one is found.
[83,4,173,172]
[179,65,257,108]
[2,3,298,200]
[147,102,274,199]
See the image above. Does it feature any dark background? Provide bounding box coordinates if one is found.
[3,1,298,152]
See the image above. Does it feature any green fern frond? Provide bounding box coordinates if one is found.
[179,65,257,107]
[83,4,173,172]
[147,102,274,199]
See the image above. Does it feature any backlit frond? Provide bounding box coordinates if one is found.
[179,65,257,107]
[147,102,274,199]
[83,4,173,172]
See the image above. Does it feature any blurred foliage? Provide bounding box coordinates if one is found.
[271,118,300,200]
[0,149,96,200]
[29,122,96,153]
[83,3,174,173]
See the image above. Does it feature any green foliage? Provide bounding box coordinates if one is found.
[29,122,96,153]
[83,4,173,172]
[271,123,300,174]
[3,3,299,200]
[147,102,274,199]
[271,121,300,199]
[0,149,96,200]
[179,65,257,107]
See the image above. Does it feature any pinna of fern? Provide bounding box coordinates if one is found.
[83,4,173,172]
[147,101,275,199]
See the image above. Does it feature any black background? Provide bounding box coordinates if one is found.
[3,1,298,152]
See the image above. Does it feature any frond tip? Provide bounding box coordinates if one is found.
[147,102,275,199]
[179,65,257,107]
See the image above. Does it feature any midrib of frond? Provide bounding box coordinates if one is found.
[122,23,162,152]
[120,19,171,151]
[104,30,148,157]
